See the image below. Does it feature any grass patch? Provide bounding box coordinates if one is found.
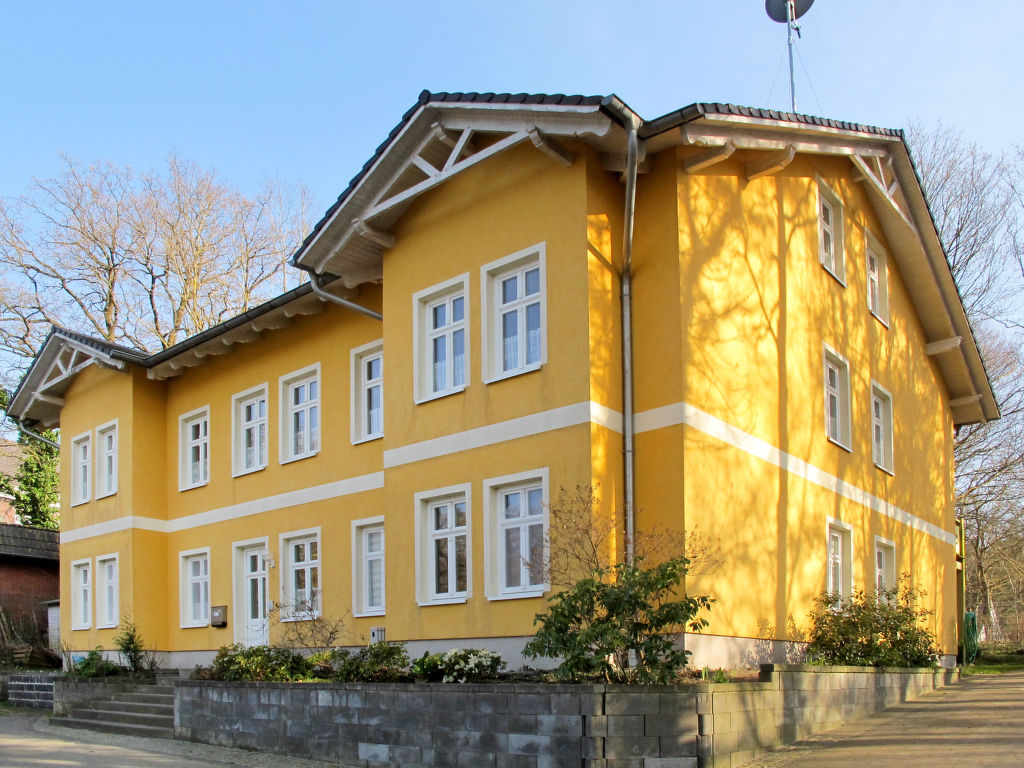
[962,652,1024,675]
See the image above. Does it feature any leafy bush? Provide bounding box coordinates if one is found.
[807,578,938,667]
[71,647,119,678]
[524,555,713,683]
[438,648,505,683]
[334,642,411,682]
[411,651,445,681]
[114,616,156,676]
[207,644,314,681]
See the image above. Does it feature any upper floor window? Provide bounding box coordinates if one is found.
[179,407,210,491]
[96,554,118,629]
[281,529,320,619]
[415,484,471,605]
[484,468,549,600]
[817,180,845,284]
[352,517,385,617]
[71,559,91,630]
[71,432,91,506]
[827,520,852,603]
[866,234,890,325]
[180,549,210,628]
[96,421,118,498]
[351,341,383,443]
[871,382,895,474]
[413,275,469,403]
[232,385,268,476]
[280,365,320,463]
[482,245,546,382]
[823,346,852,451]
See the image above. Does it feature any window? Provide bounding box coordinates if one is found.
[415,484,471,605]
[871,382,895,474]
[823,346,852,450]
[826,520,852,602]
[484,468,549,599]
[71,559,91,630]
[280,365,320,463]
[351,341,383,443]
[352,517,385,616]
[96,554,118,628]
[413,275,469,402]
[817,180,845,284]
[866,234,890,325]
[71,433,91,506]
[179,407,210,490]
[482,245,546,381]
[281,529,320,618]
[232,385,268,476]
[180,549,211,627]
[96,421,118,498]
[874,538,896,597]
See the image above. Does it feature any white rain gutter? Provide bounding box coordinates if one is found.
[621,123,640,562]
[16,422,60,450]
[308,274,383,321]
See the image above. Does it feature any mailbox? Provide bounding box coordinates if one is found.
[211,605,228,627]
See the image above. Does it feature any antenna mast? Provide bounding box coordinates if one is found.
[766,0,815,112]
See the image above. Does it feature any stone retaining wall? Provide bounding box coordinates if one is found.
[154,665,960,767]
[6,671,59,709]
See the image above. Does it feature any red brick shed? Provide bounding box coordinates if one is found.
[0,523,59,645]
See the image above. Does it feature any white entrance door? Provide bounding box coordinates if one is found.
[243,546,269,646]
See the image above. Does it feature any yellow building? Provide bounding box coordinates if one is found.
[9,92,997,668]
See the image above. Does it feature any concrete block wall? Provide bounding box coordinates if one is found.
[53,677,169,716]
[6,671,59,709]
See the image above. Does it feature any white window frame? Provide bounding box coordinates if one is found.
[350,340,384,444]
[481,243,547,383]
[871,381,895,474]
[826,518,853,602]
[71,558,92,630]
[180,548,211,628]
[95,420,118,499]
[70,432,91,506]
[279,364,321,464]
[96,553,119,629]
[823,345,852,451]
[414,483,472,606]
[351,516,386,617]
[178,406,210,491]
[279,527,321,620]
[413,274,470,403]
[817,178,846,285]
[865,232,890,326]
[231,384,269,477]
[874,537,896,597]
[484,467,550,600]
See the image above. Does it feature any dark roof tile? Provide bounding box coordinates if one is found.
[0,522,59,561]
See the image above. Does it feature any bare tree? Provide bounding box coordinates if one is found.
[909,124,1024,642]
[0,153,312,387]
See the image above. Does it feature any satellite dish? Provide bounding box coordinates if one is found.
[765,0,814,23]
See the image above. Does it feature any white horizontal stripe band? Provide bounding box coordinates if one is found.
[635,402,955,545]
[60,471,385,544]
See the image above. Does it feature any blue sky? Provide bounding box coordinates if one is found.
[2,1,1021,215]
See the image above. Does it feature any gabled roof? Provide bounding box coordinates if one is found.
[0,522,59,561]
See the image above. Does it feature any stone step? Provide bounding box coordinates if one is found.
[50,716,173,740]
[114,690,174,705]
[68,706,173,728]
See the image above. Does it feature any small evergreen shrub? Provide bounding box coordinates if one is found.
[524,555,713,683]
[71,647,119,678]
[411,651,445,681]
[207,644,314,681]
[114,616,155,676]
[807,578,938,667]
[438,648,505,683]
[334,642,411,682]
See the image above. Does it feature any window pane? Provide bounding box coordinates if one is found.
[434,538,449,594]
[309,406,319,451]
[505,528,521,588]
[528,523,544,585]
[367,357,381,380]
[293,411,305,455]
[502,276,517,304]
[452,329,465,387]
[454,501,466,527]
[293,383,306,406]
[528,488,543,517]
[524,268,540,296]
[432,303,446,329]
[455,534,467,592]
[504,491,520,520]
[526,302,541,364]
[366,529,382,553]
[368,559,383,608]
[433,335,447,391]
[367,384,382,435]
[434,504,448,531]
[294,542,306,563]
[502,311,518,370]
[451,296,464,322]
[250,578,260,619]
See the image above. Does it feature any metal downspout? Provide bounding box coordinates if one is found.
[621,125,639,562]
[16,422,60,450]
[308,274,383,321]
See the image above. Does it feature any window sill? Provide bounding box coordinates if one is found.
[484,362,543,385]
[95,490,117,501]
[874,462,895,477]
[417,596,468,607]
[415,385,467,405]
[352,433,384,446]
[279,613,322,623]
[487,590,546,602]
[353,609,386,618]
[70,625,91,631]
[820,261,847,287]
[280,451,319,466]
[181,621,210,629]
[826,435,852,453]
[70,498,90,508]
[179,481,209,492]
[232,464,266,479]
[870,310,890,329]
[96,622,118,630]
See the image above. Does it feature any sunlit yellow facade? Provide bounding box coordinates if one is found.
[12,94,994,668]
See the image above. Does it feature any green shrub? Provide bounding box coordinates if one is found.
[524,555,713,683]
[438,648,505,683]
[114,616,154,676]
[71,647,119,678]
[208,644,314,681]
[334,642,411,682]
[807,578,938,667]
[411,651,445,681]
